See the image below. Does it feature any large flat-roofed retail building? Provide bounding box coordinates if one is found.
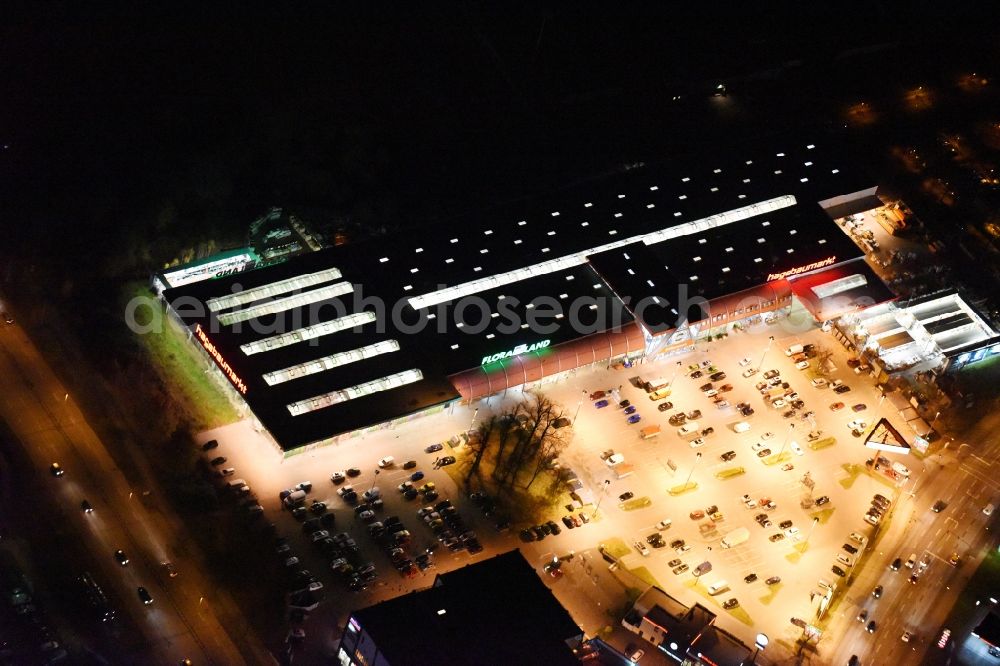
[163,136,896,453]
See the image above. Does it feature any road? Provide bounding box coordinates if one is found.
[0,319,252,665]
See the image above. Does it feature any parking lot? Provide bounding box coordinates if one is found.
[532,317,914,650]
[196,313,923,658]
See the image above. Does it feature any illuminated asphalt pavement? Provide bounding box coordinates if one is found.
[0,321,253,665]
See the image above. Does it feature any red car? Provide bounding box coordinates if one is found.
[589,390,606,401]
[829,402,845,411]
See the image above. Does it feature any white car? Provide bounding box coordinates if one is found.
[656,519,673,531]
[634,541,651,557]
[760,431,775,441]
[784,526,801,539]
[864,513,880,526]
[741,495,758,508]
[770,398,786,409]
[715,400,729,409]
[790,441,804,456]
[378,456,395,468]
[690,438,706,448]
[811,378,828,388]
[739,357,753,367]
[752,441,769,453]
[741,368,758,378]
[733,421,751,433]
[796,360,810,370]
[704,389,718,398]
[847,419,867,431]
[849,532,868,544]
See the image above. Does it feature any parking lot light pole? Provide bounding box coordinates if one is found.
[369,469,380,491]
[667,360,683,387]
[574,390,587,423]
[756,335,775,373]
[777,423,796,458]
[592,480,612,519]
[804,516,820,547]
[683,453,703,488]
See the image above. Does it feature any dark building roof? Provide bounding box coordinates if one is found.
[345,551,581,666]
[975,611,1000,646]
[687,625,753,665]
[163,134,877,450]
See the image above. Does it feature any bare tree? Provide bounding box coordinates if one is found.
[497,391,564,489]
[525,426,569,489]
[464,415,498,486]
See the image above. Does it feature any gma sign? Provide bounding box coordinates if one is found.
[481,339,551,366]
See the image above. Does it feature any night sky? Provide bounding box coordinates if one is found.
[1,2,996,282]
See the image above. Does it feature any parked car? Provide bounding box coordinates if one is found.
[595,400,609,408]
[619,491,634,502]
[852,403,867,412]
[425,443,444,453]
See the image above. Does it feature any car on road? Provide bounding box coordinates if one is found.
[81,499,93,513]
[857,609,868,622]
[210,456,227,466]
[765,576,781,585]
[2,312,12,325]
[721,451,737,462]
[909,574,919,584]
[425,443,444,453]
[932,500,948,513]
[633,541,650,557]
[137,587,153,605]
[867,620,877,633]
[50,463,64,477]
[901,630,913,643]
[872,585,882,598]
[114,550,129,566]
